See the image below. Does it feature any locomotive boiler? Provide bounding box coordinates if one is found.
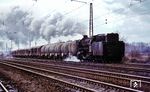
[11,33,125,63]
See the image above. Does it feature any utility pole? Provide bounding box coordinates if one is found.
[89,3,93,37]
[71,0,94,37]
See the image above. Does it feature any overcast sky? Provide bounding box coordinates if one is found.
[0,0,150,50]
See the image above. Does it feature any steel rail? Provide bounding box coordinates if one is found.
[0,61,143,92]
[40,62,150,81]
[0,81,9,92]
[2,58,150,82]
[10,60,150,81]
[11,58,150,71]
[124,63,150,68]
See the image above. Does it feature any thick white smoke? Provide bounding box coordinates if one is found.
[0,6,32,45]
[39,12,86,43]
[0,6,86,48]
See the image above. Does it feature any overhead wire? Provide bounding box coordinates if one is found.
[40,0,88,23]
[43,0,71,18]
[93,0,149,28]
[94,0,147,23]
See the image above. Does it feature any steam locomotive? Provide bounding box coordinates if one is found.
[11,33,125,63]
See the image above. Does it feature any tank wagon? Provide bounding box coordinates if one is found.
[11,33,125,63]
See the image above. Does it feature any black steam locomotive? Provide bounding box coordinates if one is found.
[11,33,125,63]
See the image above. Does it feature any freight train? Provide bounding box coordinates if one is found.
[11,33,125,63]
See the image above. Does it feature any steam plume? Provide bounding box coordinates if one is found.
[0,6,86,49]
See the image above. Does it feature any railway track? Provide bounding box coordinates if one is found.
[0,81,9,92]
[118,63,150,69]
[11,58,150,77]
[8,60,150,91]
[1,59,150,91]
[0,61,143,92]
[13,57,150,68]
[13,57,150,69]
